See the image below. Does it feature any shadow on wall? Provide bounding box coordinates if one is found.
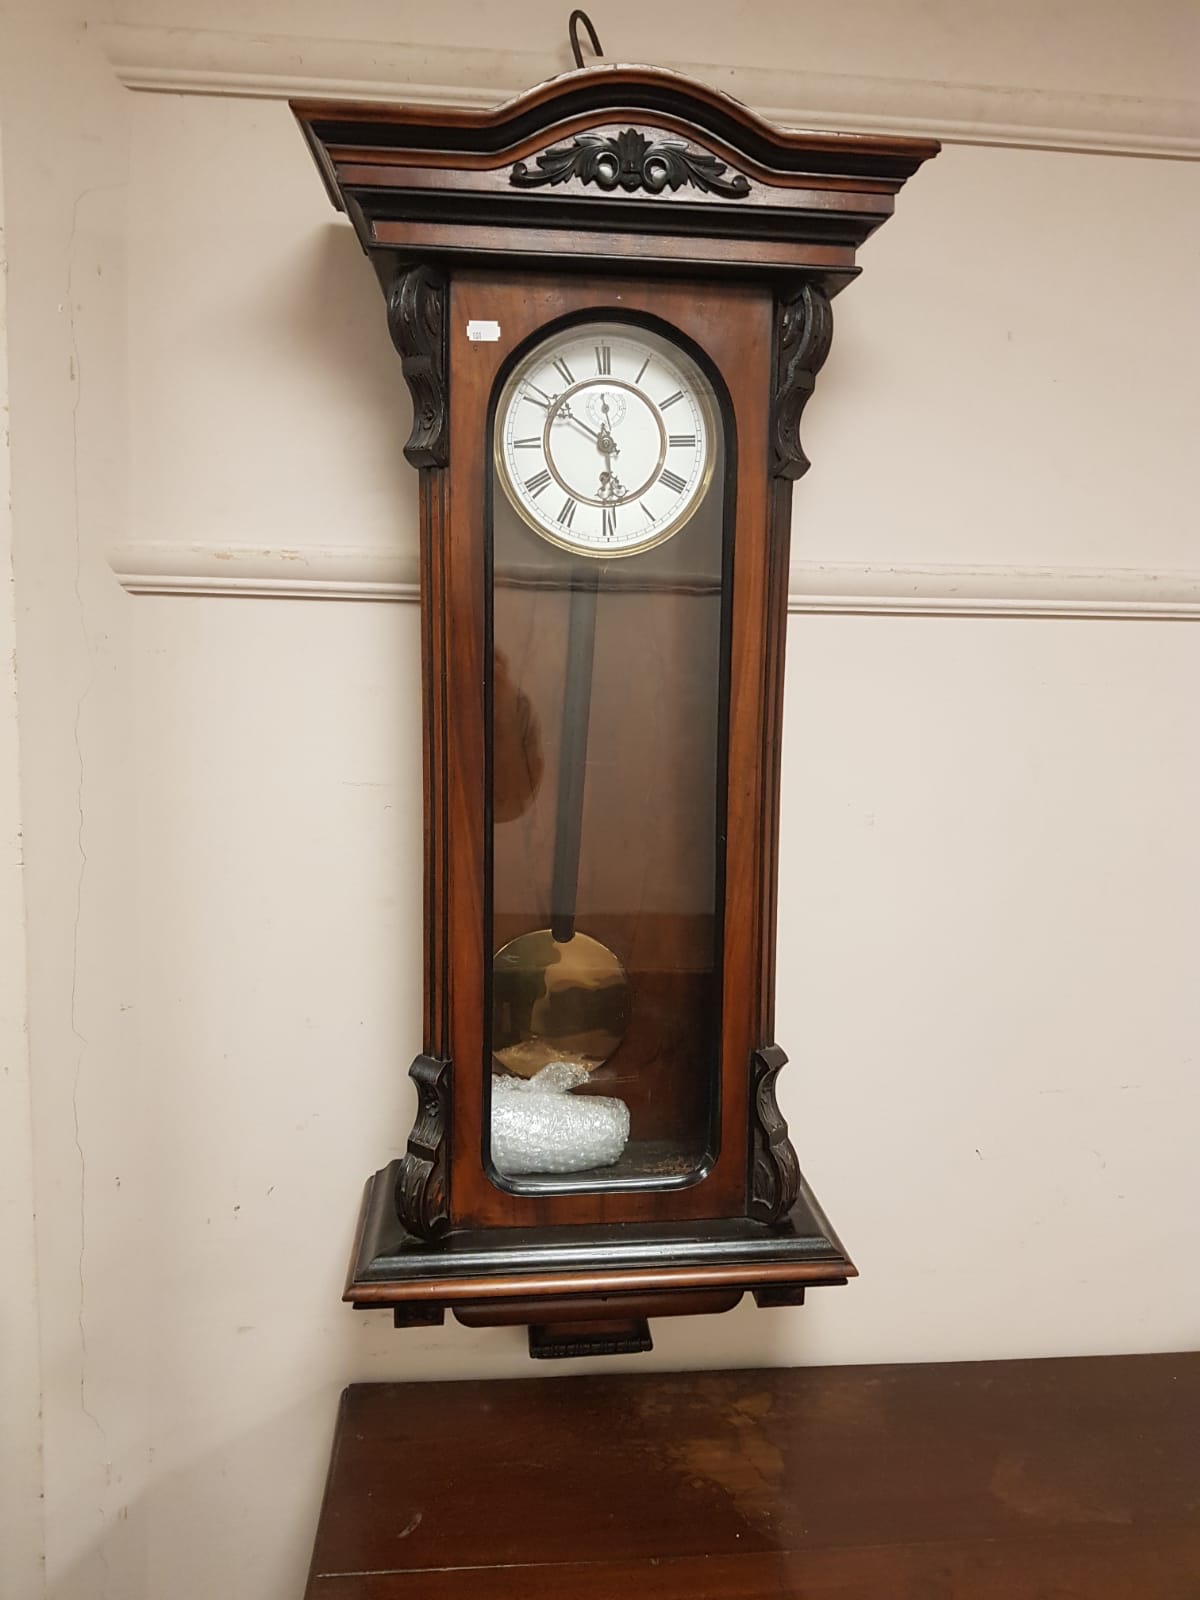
[271,218,414,511]
[346,1282,821,1390]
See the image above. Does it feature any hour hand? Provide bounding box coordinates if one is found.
[556,402,601,443]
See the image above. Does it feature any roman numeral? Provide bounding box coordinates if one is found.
[595,344,611,376]
[552,356,575,385]
[660,468,687,494]
[525,469,551,498]
[659,390,684,410]
[602,505,617,539]
[557,496,578,528]
[668,433,697,449]
[513,436,541,449]
[634,357,650,384]
[524,383,553,408]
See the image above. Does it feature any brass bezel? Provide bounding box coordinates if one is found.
[494,319,718,559]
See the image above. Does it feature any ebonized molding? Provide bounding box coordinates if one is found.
[385,263,449,469]
[351,1161,853,1299]
[747,1045,802,1224]
[393,1054,452,1240]
[771,280,834,480]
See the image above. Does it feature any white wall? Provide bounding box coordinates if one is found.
[2,3,1198,1597]
[0,107,48,1600]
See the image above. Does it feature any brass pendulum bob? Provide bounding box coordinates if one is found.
[492,566,631,1077]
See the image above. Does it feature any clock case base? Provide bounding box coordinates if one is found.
[346,1159,854,1356]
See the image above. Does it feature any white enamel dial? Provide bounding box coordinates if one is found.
[495,321,714,557]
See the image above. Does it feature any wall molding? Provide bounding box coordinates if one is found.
[109,543,1200,620]
[100,24,1200,162]
[109,542,420,603]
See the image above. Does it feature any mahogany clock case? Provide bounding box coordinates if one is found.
[292,68,937,1347]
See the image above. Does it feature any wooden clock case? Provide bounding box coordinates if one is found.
[293,66,936,1357]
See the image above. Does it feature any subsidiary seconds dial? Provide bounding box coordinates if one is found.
[495,321,714,557]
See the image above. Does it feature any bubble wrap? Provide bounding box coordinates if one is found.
[491,1062,630,1176]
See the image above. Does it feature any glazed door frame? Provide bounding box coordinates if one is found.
[428,269,778,1230]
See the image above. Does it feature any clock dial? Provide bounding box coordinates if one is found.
[495,322,714,557]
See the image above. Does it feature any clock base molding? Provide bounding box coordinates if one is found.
[108,544,1200,621]
[345,1160,854,1355]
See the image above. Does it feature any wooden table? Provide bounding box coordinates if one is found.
[305,1352,1200,1597]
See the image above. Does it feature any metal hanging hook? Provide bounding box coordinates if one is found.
[568,9,603,68]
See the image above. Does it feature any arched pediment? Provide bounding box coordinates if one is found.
[294,64,937,292]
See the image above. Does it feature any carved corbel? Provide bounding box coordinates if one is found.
[386,263,449,470]
[394,1054,451,1240]
[748,1045,802,1224]
[771,280,834,480]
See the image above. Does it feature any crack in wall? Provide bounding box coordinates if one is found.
[65,177,120,1600]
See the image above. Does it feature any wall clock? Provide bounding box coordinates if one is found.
[294,44,936,1357]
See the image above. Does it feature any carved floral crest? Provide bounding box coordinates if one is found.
[510,128,751,198]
